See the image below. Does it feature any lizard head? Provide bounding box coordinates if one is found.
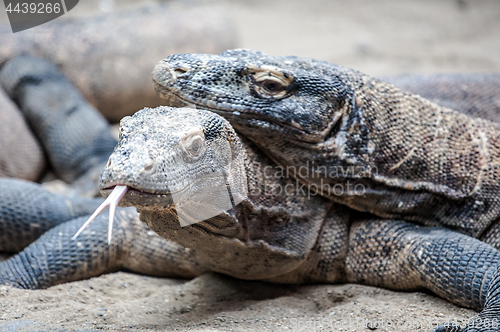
[99,106,248,227]
[92,106,327,279]
[152,49,354,144]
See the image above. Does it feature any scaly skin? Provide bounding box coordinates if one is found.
[0,178,102,253]
[0,50,499,330]
[100,107,331,281]
[0,87,45,181]
[384,73,500,123]
[0,106,499,331]
[0,0,237,182]
[152,49,500,240]
[0,55,117,192]
[97,106,500,331]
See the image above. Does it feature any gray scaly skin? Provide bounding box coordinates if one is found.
[0,55,117,193]
[0,0,236,181]
[383,73,500,123]
[98,106,500,332]
[0,87,45,181]
[0,2,236,122]
[0,178,102,253]
[152,49,500,242]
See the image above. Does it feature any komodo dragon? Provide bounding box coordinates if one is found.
[0,106,499,332]
[152,49,500,242]
[1,51,500,331]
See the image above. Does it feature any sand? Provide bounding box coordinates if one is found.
[0,0,499,331]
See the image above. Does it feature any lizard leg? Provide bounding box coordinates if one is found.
[0,207,204,289]
[346,219,500,321]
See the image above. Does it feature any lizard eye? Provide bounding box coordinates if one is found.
[249,67,294,99]
[189,137,203,154]
[181,134,206,159]
[261,80,284,93]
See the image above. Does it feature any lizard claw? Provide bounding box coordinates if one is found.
[72,185,128,245]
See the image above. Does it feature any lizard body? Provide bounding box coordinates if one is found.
[99,106,500,332]
[152,49,500,239]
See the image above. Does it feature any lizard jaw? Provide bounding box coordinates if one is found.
[100,185,175,209]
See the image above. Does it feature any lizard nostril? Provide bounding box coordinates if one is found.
[144,158,155,172]
[173,67,189,79]
[174,68,187,74]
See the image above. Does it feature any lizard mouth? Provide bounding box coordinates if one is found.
[100,185,175,208]
[74,171,238,243]
[72,185,175,245]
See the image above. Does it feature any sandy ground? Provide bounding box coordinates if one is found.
[0,0,500,331]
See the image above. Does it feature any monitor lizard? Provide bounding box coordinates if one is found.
[152,49,500,243]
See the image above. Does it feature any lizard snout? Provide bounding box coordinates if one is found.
[152,60,191,84]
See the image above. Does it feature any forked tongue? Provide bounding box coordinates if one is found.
[72,185,128,245]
